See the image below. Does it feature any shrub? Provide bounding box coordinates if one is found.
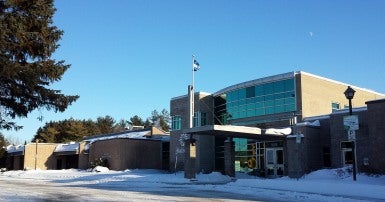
[90,157,109,169]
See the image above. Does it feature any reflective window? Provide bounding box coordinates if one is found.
[214,78,296,123]
[193,111,207,127]
[171,115,182,130]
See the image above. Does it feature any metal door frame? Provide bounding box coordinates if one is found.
[265,147,284,177]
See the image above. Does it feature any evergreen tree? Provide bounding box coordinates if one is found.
[149,109,170,131]
[95,116,115,135]
[113,119,129,132]
[128,115,144,126]
[0,133,8,167]
[0,0,79,130]
[143,118,152,128]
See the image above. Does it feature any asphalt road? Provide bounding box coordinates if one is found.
[0,177,275,202]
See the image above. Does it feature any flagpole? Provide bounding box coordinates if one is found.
[190,55,195,128]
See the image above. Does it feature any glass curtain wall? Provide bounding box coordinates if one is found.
[234,138,265,174]
[215,78,296,124]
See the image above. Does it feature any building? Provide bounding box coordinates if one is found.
[6,143,58,170]
[169,71,385,178]
[6,127,169,171]
[78,127,170,171]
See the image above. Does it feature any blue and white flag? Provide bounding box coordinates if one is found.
[193,59,200,71]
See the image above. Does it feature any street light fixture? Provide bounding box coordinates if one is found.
[344,86,357,181]
[344,86,356,114]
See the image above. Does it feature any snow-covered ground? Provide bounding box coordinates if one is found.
[0,167,384,201]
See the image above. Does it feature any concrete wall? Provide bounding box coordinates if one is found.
[89,138,164,170]
[24,143,57,170]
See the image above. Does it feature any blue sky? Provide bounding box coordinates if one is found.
[3,0,385,143]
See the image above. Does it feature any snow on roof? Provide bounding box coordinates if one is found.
[265,127,292,135]
[296,120,321,127]
[84,130,150,143]
[6,145,25,153]
[54,142,79,153]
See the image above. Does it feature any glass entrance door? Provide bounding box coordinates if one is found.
[266,148,284,177]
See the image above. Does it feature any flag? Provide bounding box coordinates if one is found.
[193,59,200,71]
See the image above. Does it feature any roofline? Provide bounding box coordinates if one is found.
[211,70,385,97]
[171,91,212,101]
[83,128,150,141]
[366,98,385,104]
[213,71,296,96]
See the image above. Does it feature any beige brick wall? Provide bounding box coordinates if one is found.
[298,73,384,119]
[78,142,89,169]
[24,143,57,170]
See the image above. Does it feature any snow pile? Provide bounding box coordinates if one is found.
[91,166,109,173]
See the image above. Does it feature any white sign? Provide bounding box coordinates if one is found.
[348,130,356,141]
[344,115,359,131]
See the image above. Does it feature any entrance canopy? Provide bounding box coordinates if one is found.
[183,125,290,139]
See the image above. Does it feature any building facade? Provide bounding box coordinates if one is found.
[7,143,59,170]
[6,127,169,171]
[170,71,385,178]
[79,127,170,171]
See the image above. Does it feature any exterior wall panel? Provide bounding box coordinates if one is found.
[24,143,57,170]
[367,100,385,173]
[299,73,384,119]
[89,138,163,170]
[170,92,213,172]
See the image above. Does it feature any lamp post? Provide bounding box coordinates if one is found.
[344,86,356,181]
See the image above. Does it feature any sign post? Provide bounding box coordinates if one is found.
[344,115,359,181]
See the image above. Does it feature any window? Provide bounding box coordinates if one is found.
[214,78,296,121]
[332,102,340,112]
[194,112,207,127]
[246,86,255,98]
[171,115,182,130]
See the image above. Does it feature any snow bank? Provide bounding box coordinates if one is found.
[1,168,384,201]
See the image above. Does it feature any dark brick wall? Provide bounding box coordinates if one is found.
[329,110,369,170]
[90,138,163,170]
[196,135,215,173]
[169,92,213,172]
[367,100,385,173]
